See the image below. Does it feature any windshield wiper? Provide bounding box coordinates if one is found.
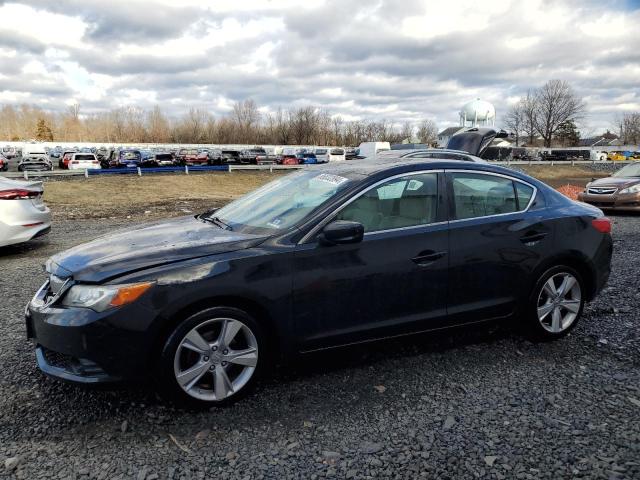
[201,215,233,231]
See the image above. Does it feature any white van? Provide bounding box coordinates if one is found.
[357,142,391,159]
[328,148,346,162]
[22,144,48,157]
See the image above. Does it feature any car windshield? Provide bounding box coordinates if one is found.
[209,171,352,234]
[613,163,640,178]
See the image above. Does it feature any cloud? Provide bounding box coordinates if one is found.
[0,0,638,133]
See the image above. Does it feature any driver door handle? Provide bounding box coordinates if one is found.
[411,250,447,266]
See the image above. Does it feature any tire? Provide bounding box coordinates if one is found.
[156,306,266,408]
[525,265,585,341]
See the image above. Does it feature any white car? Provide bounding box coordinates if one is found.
[68,153,101,170]
[0,176,51,247]
[314,148,346,163]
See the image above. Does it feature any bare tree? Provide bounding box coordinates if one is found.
[416,119,438,146]
[533,80,586,147]
[615,112,640,144]
[146,105,171,143]
[503,102,524,146]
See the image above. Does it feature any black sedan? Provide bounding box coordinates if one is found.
[26,160,612,407]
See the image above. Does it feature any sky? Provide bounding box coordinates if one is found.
[0,0,639,134]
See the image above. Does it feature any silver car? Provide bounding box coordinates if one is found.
[0,176,51,247]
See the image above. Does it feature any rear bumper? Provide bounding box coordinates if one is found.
[578,192,640,212]
[0,202,51,247]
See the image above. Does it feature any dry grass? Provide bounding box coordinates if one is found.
[519,165,608,188]
[41,165,608,220]
[44,171,286,219]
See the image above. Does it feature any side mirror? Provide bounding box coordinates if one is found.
[318,220,364,246]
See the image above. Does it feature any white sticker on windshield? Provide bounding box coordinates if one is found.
[315,173,349,185]
[267,218,283,229]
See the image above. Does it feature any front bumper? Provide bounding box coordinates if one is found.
[26,282,159,384]
[578,191,640,212]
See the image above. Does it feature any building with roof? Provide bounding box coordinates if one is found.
[436,126,465,147]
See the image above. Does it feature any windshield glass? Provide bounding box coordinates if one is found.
[613,163,640,178]
[210,171,352,234]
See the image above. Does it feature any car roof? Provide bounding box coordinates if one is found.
[310,159,543,187]
[375,149,485,162]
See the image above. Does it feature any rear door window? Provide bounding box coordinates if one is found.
[449,172,534,220]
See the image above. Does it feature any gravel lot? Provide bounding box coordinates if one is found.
[1,212,639,479]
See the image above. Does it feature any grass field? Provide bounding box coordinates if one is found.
[43,171,285,219]
[42,165,605,220]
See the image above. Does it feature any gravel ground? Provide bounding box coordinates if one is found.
[1,214,639,480]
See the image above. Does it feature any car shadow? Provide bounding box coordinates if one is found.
[270,319,519,382]
[27,319,523,424]
[0,237,50,257]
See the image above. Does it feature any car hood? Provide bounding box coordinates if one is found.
[588,176,640,188]
[47,216,267,283]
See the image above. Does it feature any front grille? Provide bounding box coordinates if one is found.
[42,348,76,370]
[41,347,107,377]
[588,187,617,195]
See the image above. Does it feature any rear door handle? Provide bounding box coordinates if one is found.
[411,251,447,266]
[520,232,547,244]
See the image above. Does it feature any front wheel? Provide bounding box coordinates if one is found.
[526,266,584,341]
[156,307,265,408]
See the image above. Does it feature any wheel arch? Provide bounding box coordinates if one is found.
[150,295,286,371]
[530,250,598,302]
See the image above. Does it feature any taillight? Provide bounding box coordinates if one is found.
[0,189,40,200]
[591,217,611,234]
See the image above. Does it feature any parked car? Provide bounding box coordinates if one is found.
[312,149,332,163]
[207,149,223,165]
[577,162,640,212]
[112,149,143,168]
[279,154,300,165]
[328,148,346,162]
[2,146,17,159]
[48,147,63,159]
[221,150,241,164]
[176,149,200,166]
[255,151,278,165]
[26,153,612,407]
[608,151,628,161]
[59,150,77,169]
[68,153,101,170]
[239,148,267,165]
[345,147,358,160]
[154,152,177,167]
[299,152,319,164]
[18,155,53,172]
[0,154,8,172]
[0,176,51,247]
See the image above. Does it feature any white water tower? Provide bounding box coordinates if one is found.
[459,98,496,127]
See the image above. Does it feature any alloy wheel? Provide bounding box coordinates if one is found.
[536,272,582,333]
[173,318,258,402]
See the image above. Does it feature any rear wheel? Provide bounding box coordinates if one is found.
[526,266,584,341]
[156,307,265,408]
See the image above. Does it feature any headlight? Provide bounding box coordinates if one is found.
[619,184,640,194]
[61,282,154,311]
